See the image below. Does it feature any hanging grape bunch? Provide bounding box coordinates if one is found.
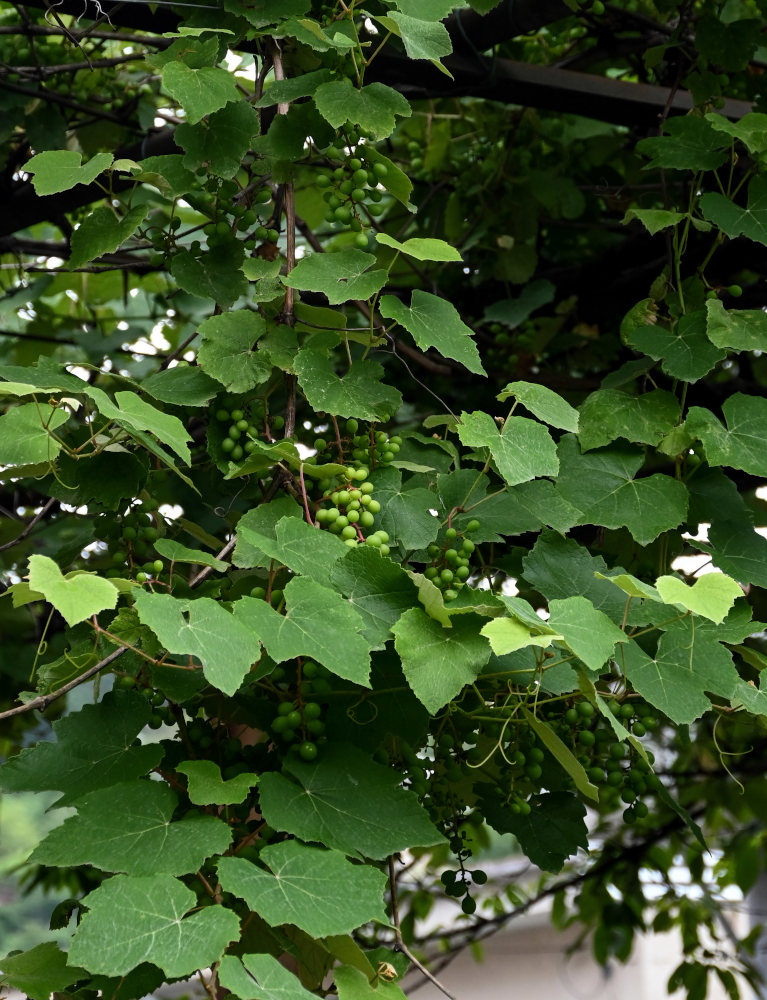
[423,520,480,601]
[213,401,285,463]
[316,135,388,245]
[94,496,165,583]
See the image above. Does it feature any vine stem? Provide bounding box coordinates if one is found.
[0,497,56,553]
[388,856,458,1000]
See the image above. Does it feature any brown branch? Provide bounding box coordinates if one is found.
[0,497,56,553]
[187,536,237,590]
[0,23,171,45]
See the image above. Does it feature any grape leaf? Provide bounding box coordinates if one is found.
[369,466,440,550]
[28,554,118,627]
[458,410,558,486]
[232,495,302,569]
[376,233,461,261]
[177,101,260,179]
[141,365,220,407]
[705,298,767,352]
[134,591,261,695]
[387,11,452,61]
[623,208,686,235]
[153,538,229,571]
[626,310,726,381]
[23,150,113,195]
[699,175,767,245]
[0,690,161,804]
[392,609,491,712]
[655,572,743,624]
[197,311,271,393]
[686,393,767,477]
[171,242,247,307]
[706,111,767,154]
[0,943,87,1000]
[379,291,484,374]
[31,780,231,875]
[284,249,387,304]
[177,760,258,805]
[218,841,387,935]
[256,69,334,106]
[480,617,561,656]
[68,874,240,977]
[335,965,408,1000]
[258,744,443,859]
[161,62,238,124]
[554,435,688,546]
[0,401,69,466]
[113,391,192,466]
[238,515,348,582]
[479,790,588,873]
[635,116,728,171]
[577,389,680,451]
[497,380,579,432]
[219,954,319,1000]
[329,545,419,648]
[233,579,371,686]
[704,519,767,588]
[313,79,411,139]
[295,348,401,421]
[548,596,627,670]
[69,204,148,270]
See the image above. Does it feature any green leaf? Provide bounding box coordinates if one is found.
[233,580,371,686]
[253,102,335,162]
[480,790,588,872]
[23,150,113,195]
[313,79,411,139]
[525,711,599,802]
[577,388,680,451]
[177,101,260,179]
[594,571,661,601]
[284,249,387,304]
[619,632,738,725]
[161,62,238,124]
[626,310,726,381]
[258,744,443,859]
[696,15,760,71]
[134,591,261,695]
[554,435,688,546]
[407,570,452,626]
[232,496,302,569]
[329,545,419,649]
[171,241,247,307]
[457,410,558,486]
[393,609,491,712]
[376,233,461,262]
[379,291,484,374]
[548,596,627,670]
[177,760,258,805]
[497,380,580,432]
[382,12,452,64]
[623,207,686,235]
[218,841,386,935]
[686,394,767,477]
[369,466,440,550]
[362,146,414,211]
[295,349,401,421]
[31,780,231,875]
[654,572,743,624]
[706,111,767,155]
[141,365,220,407]
[700,176,767,245]
[256,69,334,106]
[480,617,561,656]
[238,516,348,581]
[335,965,408,1000]
[68,874,240,977]
[219,954,319,1000]
[0,401,69,466]
[704,519,767,588]
[197,311,271,393]
[0,943,87,1000]
[484,280,555,328]
[69,204,148,270]
[0,689,158,798]
[635,116,728,171]
[705,298,767,352]
[153,538,228,572]
[28,554,118,627]
[112,391,192,466]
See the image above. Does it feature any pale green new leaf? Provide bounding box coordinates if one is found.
[335,965,408,1000]
[197,311,271,393]
[594,571,661,601]
[0,402,69,466]
[218,954,318,1000]
[24,150,113,195]
[458,410,558,486]
[177,760,258,805]
[577,389,680,451]
[28,555,118,627]
[69,205,148,270]
[313,79,411,139]
[153,538,228,572]
[379,291,484,374]
[218,841,386,935]
[68,875,240,977]
[655,572,743,624]
[548,596,627,670]
[686,393,767,477]
[480,617,561,656]
[497,380,579,431]
[706,111,767,153]
[623,207,686,235]
[284,249,387,304]
[134,591,261,695]
[393,609,491,712]
[233,580,371,686]
[376,233,461,262]
[31,780,231,875]
[161,62,238,124]
[258,744,443,859]
[705,298,767,352]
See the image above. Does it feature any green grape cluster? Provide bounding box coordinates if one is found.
[265,659,331,761]
[94,497,165,582]
[423,520,480,601]
[213,401,284,462]
[316,139,388,245]
[311,417,401,470]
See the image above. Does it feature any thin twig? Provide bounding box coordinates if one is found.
[388,856,459,1000]
[0,497,56,553]
[188,536,237,589]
